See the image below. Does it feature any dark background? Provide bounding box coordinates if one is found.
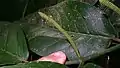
[0,0,57,21]
[0,0,119,21]
[0,0,120,68]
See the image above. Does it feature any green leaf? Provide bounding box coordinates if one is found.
[0,24,29,65]
[40,1,117,37]
[109,12,120,32]
[82,0,98,5]
[27,1,117,61]
[53,0,98,5]
[83,63,102,68]
[0,61,67,68]
[75,0,98,5]
[28,26,110,61]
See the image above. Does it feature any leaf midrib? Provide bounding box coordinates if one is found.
[2,26,26,62]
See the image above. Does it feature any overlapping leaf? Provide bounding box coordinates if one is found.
[0,23,29,65]
[28,1,117,61]
[29,26,110,61]
[40,1,117,36]
[0,61,67,68]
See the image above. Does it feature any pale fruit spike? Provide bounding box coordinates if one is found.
[37,51,66,64]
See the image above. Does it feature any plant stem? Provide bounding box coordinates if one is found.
[38,12,84,66]
[99,0,120,15]
[112,38,120,43]
[65,44,120,65]
[22,0,29,19]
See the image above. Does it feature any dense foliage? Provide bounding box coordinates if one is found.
[0,0,120,68]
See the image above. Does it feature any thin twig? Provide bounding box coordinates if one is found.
[22,0,29,18]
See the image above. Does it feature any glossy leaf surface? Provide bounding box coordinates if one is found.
[0,23,29,65]
[0,61,67,68]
